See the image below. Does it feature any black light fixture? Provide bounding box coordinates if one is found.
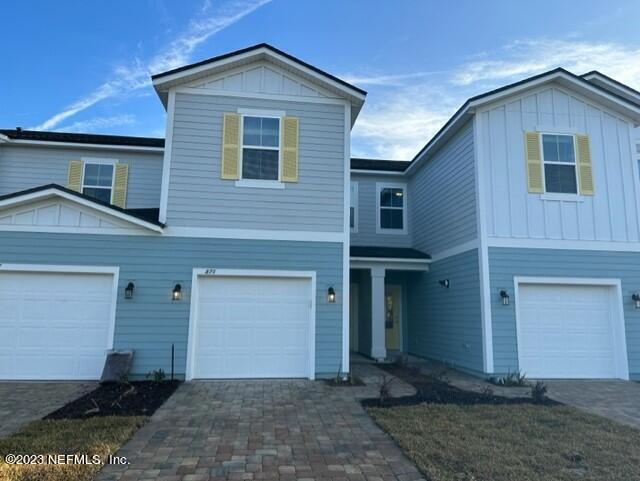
[633,293,640,309]
[499,289,510,306]
[327,286,336,303]
[172,283,182,301]
[124,282,135,299]
[438,279,450,288]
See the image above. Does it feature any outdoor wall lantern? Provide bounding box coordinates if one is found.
[438,279,450,288]
[172,283,182,301]
[632,293,640,309]
[124,282,135,299]
[499,289,510,306]
[327,286,336,303]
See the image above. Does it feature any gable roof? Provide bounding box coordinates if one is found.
[0,184,164,232]
[581,71,640,107]
[0,129,164,152]
[405,67,640,175]
[151,43,366,123]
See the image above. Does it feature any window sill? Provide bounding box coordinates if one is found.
[235,179,285,189]
[540,193,585,202]
[375,229,408,235]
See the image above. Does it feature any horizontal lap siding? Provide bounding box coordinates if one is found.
[407,249,483,372]
[351,174,412,247]
[168,94,345,232]
[409,120,476,255]
[489,247,640,377]
[0,145,162,208]
[0,232,343,378]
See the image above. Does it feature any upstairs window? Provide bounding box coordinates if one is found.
[377,183,407,234]
[241,116,280,181]
[350,182,358,233]
[542,134,577,194]
[82,162,114,203]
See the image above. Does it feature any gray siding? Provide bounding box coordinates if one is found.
[350,173,412,247]
[0,144,163,209]
[406,249,483,372]
[167,93,345,231]
[489,247,640,378]
[0,232,343,378]
[409,120,477,255]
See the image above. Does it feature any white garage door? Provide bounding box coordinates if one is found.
[517,282,627,379]
[0,270,115,380]
[191,275,313,379]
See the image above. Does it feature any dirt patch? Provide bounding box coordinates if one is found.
[361,363,557,407]
[44,381,180,420]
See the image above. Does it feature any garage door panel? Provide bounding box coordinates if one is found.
[192,275,312,379]
[0,270,115,380]
[518,283,624,379]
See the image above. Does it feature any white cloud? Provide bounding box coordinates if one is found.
[58,114,136,133]
[33,0,271,131]
[351,38,640,160]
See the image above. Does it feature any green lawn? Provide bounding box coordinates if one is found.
[0,416,146,481]
[368,403,640,481]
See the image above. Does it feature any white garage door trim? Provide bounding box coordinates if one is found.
[0,263,119,379]
[185,268,316,381]
[513,276,629,380]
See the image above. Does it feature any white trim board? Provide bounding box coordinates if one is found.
[488,237,640,252]
[513,276,629,380]
[163,226,343,242]
[342,102,351,374]
[185,268,317,381]
[159,90,176,224]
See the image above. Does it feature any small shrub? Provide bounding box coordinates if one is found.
[531,380,548,403]
[379,375,394,404]
[146,368,166,383]
[488,369,527,387]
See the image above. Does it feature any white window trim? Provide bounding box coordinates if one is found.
[376,182,408,235]
[237,108,285,188]
[81,157,118,204]
[350,181,359,233]
[539,133,581,197]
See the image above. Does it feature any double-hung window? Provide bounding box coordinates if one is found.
[241,115,280,181]
[377,183,407,234]
[541,134,578,194]
[82,161,114,203]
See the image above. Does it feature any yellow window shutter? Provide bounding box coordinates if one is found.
[67,160,83,192]
[281,116,299,182]
[112,163,129,208]
[576,134,594,195]
[524,132,544,193]
[221,113,240,180]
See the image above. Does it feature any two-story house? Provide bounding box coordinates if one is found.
[1,44,639,382]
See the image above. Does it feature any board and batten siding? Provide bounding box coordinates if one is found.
[350,173,412,248]
[0,144,163,209]
[479,85,639,243]
[406,248,484,373]
[488,247,640,378]
[408,120,476,255]
[0,232,343,378]
[167,93,345,232]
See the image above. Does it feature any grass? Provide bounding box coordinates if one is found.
[0,416,146,481]
[368,403,640,481]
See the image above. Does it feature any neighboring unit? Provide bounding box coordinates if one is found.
[1,45,639,381]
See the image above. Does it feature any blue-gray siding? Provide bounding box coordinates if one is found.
[167,93,345,232]
[350,173,412,248]
[406,248,483,372]
[489,247,640,377]
[0,144,163,209]
[409,120,476,255]
[0,232,343,377]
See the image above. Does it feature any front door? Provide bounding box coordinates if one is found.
[385,285,401,350]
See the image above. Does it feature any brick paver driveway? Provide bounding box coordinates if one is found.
[544,379,640,428]
[0,382,95,437]
[98,366,424,481]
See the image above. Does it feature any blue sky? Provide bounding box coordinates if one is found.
[1,0,639,159]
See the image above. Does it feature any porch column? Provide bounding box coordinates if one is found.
[371,266,386,361]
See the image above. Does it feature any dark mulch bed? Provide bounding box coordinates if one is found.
[45,381,181,420]
[361,363,558,408]
[325,375,365,387]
